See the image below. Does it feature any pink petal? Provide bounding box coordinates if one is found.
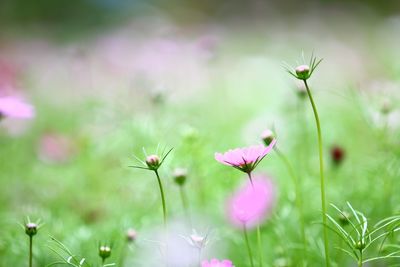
[0,96,35,119]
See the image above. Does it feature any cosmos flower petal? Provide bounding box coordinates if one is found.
[0,96,35,119]
[202,259,234,267]
[227,175,276,228]
[215,141,276,173]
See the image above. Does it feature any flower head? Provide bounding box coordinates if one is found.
[202,259,234,267]
[227,175,275,228]
[215,141,276,174]
[37,132,76,164]
[0,96,35,119]
[285,53,322,81]
[173,167,187,186]
[98,244,112,261]
[146,155,160,170]
[22,217,43,237]
[182,229,210,250]
[126,228,137,242]
[261,129,275,146]
[130,146,173,172]
[25,222,38,237]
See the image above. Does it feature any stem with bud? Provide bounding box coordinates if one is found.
[303,79,329,267]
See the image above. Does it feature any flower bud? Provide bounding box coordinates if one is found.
[355,240,366,250]
[274,257,290,267]
[261,130,275,146]
[330,145,345,165]
[190,233,206,249]
[295,65,310,80]
[25,223,38,237]
[126,228,137,242]
[381,98,392,115]
[173,168,187,186]
[338,211,351,226]
[145,155,160,170]
[99,245,111,260]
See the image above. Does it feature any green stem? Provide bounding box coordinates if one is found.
[275,147,307,263]
[358,250,363,267]
[118,242,127,267]
[179,186,191,226]
[243,225,255,267]
[303,79,329,267]
[247,172,264,267]
[198,248,202,267]
[154,170,167,226]
[29,235,33,267]
[256,225,264,267]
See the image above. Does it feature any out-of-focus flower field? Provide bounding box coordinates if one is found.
[1,2,400,266]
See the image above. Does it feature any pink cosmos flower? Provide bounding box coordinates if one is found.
[37,132,76,164]
[227,175,275,229]
[0,96,35,119]
[202,259,234,267]
[215,140,276,174]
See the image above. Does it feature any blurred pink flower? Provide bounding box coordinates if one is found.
[202,259,234,267]
[0,96,35,119]
[37,132,76,164]
[227,175,275,228]
[215,140,276,174]
[0,60,19,95]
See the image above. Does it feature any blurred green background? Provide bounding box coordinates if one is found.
[0,1,400,266]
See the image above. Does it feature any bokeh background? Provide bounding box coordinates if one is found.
[1,1,400,266]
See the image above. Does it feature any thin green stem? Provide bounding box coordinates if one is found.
[275,147,307,263]
[179,186,191,226]
[358,250,363,267]
[29,235,33,267]
[118,242,127,267]
[303,79,329,267]
[247,172,264,267]
[243,225,255,267]
[198,248,202,267]
[154,170,167,226]
[256,225,264,267]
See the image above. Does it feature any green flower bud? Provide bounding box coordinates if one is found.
[338,211,351,226]
[99,245,111,260]
[295,65,310,80]
[126,228,137,242]
[261,129,275,146]
[25,223,38,237]
[355,240,366,250]
[145,155,160,170]
[173,168,187,186]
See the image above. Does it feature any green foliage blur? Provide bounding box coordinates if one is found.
[1,2,400,267]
